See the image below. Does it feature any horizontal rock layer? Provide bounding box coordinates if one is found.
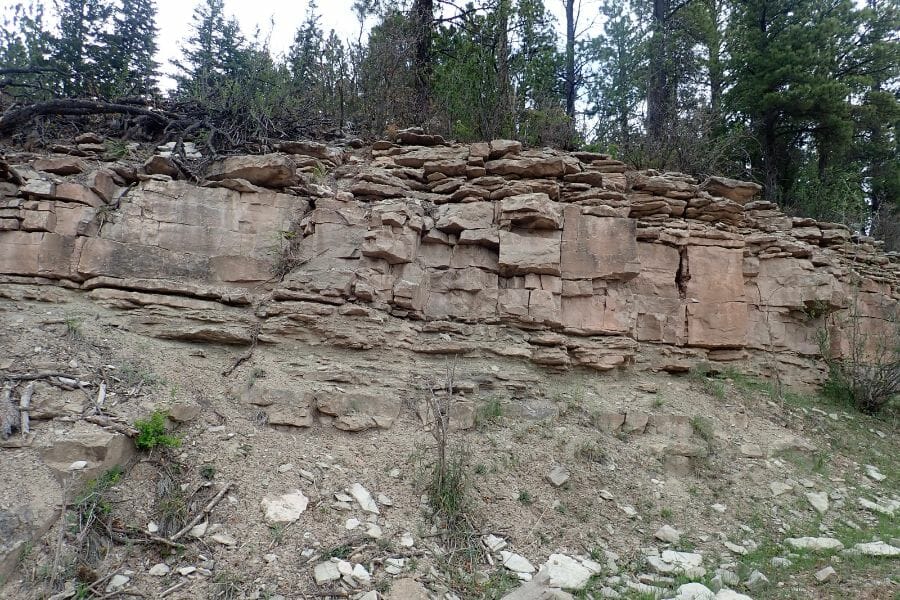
[1,141,897,384]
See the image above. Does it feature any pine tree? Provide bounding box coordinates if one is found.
[103,0,160,98]
[52,0,114,96]
[0,2,56,102]
[174,0,245,100]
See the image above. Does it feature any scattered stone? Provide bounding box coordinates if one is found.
[654,524,681,544]
[189,521,208,538]
[149,563,170,576]
[314,561,341,585]
[211,532,237,546]
[770,557,792,568]
[815,566,836,583]
[501,551,536,574]
[147,522,159,534]
[714,591,753,600]
[859,497,899,517]
[348,483,380,514]
[646,550,705,577]
[745,570,769,590]
[483,534,507,552]
[260,490,309,525]
[674,582,715,600]
[864,465,886,482]
[619,505,638,517]
[105,574,130,592]
[346,518,361,530]
[723,541,747,556]
[377,493,393,506]
[385,558,406,575]
[68,460,88,471]
[400,532,415,547]
[539,554,593,590]
[352,563,371,582]
[177,566,196,576]
[769,482,793,497]
[385,578,430,600]
[852,541,900,557]
[784,537,844,552]
[365,523,383,539]
[277,463,293,473]
[711,503,727,514]
[806,491,829,514]
[547,465,570,487]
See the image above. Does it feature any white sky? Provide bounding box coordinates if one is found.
[1,0,597,89]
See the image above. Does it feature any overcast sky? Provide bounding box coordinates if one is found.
[0,0,595,89]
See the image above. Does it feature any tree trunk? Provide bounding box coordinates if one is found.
[564,0,576,122]
[496,0,512,137]
[760,112,779,203]
[646,0,673,156]
[411,0,434,125]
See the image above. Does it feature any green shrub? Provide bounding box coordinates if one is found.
[134,411,180,450]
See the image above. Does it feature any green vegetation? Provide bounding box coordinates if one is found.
[517,490,533,505]
[476,397,504,427]
[133,410,180,451]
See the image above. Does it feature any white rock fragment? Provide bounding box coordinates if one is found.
[483,534,507,552]
[784,537,844,552]
[346,518,361,530]
[189,521,208,538]
[377,493,393,506]
[211,532,237,546]
[384,558,406,575]
[501,551,536,574]
[815,566,836,582]
[365,523,383,539]
[538,554,593,590]
[806,491,829,514]
[745,570,768,590]
[859,497,899,517]
[619,504,638,517]
[723,541,747,556]
[261,490,309,525]
[105,574,129,592]
[711,503,727,513]
[68,461,88,471]
[865,465,886,482]
[546,465,570,487]
[715,591,753,600]
[674,582,715,600]
[352,563,371,582]
[277,463,293,473]
[655,525,681,544]
[177,566,196,576]
[852,541,900,557]
[348,483,379,514]
[769,482,792,497]
[313,561,341,585]
[400,532,415,547]
[149,563,170,576]
[646,550,706,577]
[147,521,159,534]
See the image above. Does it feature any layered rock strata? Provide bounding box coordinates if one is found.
[1,139,898,385]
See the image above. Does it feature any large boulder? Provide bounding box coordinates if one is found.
[207,154,297,188]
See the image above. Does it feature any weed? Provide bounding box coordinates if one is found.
[476,397,504,427]
[517,490,534,505]
[103,139,131,160]
[575,439,607,464]
[652,396,665,408]
[200,464,216,480]
[64,315,82,339]
[134,411,180,451]
[690,416,715,446]
[660,507,673,519]
[474,463,487,475]
[690,363,727,400]
[115,361,163,390]
[323,543,352,560]
[212,571,242,600]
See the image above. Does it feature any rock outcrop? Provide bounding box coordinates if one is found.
[1,140,898,386]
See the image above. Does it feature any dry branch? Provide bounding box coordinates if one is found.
[0,99,169,135]
[169,483,233,542]
[19,382,33,435]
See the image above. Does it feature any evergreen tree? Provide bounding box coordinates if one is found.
[103,0,160,98]
[52,0,114,96]
[0,2,56,102]
[174,0,245,100]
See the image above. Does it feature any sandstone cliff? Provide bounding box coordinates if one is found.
[1,137,898,387]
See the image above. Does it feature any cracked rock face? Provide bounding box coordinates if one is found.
[0,141,897,390]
